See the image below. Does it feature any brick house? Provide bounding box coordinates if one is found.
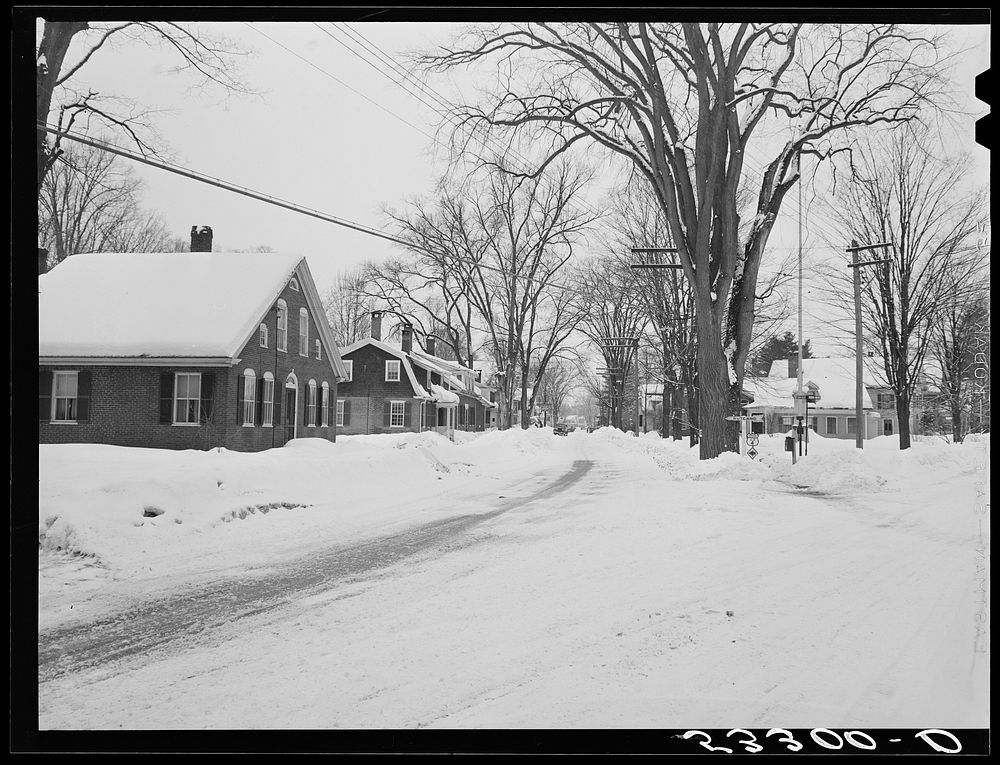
[336,312,495,438]
[742,357,900,440]
[38,233,348,451]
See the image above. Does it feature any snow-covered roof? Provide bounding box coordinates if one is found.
[38,252,348,379]
[746,357,884,409]
[339,337,433,400]
[408,348,467,391]
[766,357,890,389]
[430,383,460,406]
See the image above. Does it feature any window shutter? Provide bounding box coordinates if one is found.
[76,369,92,422]
[256,378,264,426]
[39,369,53,421]
[236,376,245,424]
[159,372,174,424]
[343,399,351,425]
[274,391,282,426]
[200,373,215,423]
[403,401,410,427]
[383,400,391,427]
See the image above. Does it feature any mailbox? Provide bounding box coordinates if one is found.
[784,436,795,452]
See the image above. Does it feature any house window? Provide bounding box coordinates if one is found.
[809,417,818,432]
[51,371,79,422]
[826,416,838,435]
[336,399,345,427]
[299,308,309,356]
[307,380,317,426]
[289,278,300,291]
[385,359,401,382]
[259,323,269,349]
[243,370,257,426]
[884,419,894,436]
[276,300,288,352]
[262,373,274,427]
[174,373,202,425]
[315,339,322,360]
[321,382,330,427]
[390,400,406,427]
[343,360,353,382]
[847,417,857,435]
[780,416,795,427]
[877,393,895,410]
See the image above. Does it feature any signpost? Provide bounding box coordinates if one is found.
[725,413,764,460]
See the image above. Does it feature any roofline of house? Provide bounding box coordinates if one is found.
[38,356,236,367]
[229,257,349,382]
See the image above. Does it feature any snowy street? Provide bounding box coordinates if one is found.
[38,430,988,729]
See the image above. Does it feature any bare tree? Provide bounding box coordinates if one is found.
[823,125,987,449]
[382,159,598,429]
[37,20,252,197]
[323,266,376,349]
[535,352,584,424]
[421,22,952,458]
[575,255,649,432]
[929,287,990,443]
[37,141,174,269]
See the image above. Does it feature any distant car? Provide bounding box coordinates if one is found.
[553,422,575,436]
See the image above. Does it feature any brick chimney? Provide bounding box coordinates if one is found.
[787,355,799,379]
[425,335,436,357]
[401,323,413,354]
[370,310,383,342]
[190,226,213,252]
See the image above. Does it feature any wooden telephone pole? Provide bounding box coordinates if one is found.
[846,240,892,449]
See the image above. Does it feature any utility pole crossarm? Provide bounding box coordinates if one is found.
[629,247,683,269]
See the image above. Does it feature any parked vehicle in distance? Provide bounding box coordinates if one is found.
[553,422,575,436]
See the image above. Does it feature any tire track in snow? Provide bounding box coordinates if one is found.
[38,459,594,684]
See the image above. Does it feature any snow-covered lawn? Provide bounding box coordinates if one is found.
[38,429,990,729]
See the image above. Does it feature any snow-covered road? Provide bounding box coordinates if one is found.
[37,430,989,729]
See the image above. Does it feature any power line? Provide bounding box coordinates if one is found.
[40,124,592,299]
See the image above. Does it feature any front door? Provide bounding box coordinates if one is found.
[285,387,297,442]
[883,419,894,436]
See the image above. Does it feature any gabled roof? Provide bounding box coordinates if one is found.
[766,357,890,389]
[340,337,433,400]
[38,251,348,380]
[746,357,887,409]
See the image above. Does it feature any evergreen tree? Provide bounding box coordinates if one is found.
[751,332,812,376]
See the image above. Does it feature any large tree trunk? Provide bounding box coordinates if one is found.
[662,379,671,439]
[897,394,913,450]
[36,21,89,197]
[695,339,737,459]
[951,395,964,444]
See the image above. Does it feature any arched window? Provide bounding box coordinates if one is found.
[315,339,322,360]
[321,382,330,427]
[289,277,300,291]
[262,372,275,427]
[307,379,317,427]
[259,323,269,348]
[299,308,309,356]
[276,300,288,352]
[242,369,257,426]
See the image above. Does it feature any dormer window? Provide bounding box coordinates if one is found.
[259,323,269,348]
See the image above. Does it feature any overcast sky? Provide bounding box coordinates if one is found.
[44,20,990,355]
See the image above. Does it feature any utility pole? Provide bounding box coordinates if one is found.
[630,247,683,439]
[846,240,892,449]
[634,337,641,435]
